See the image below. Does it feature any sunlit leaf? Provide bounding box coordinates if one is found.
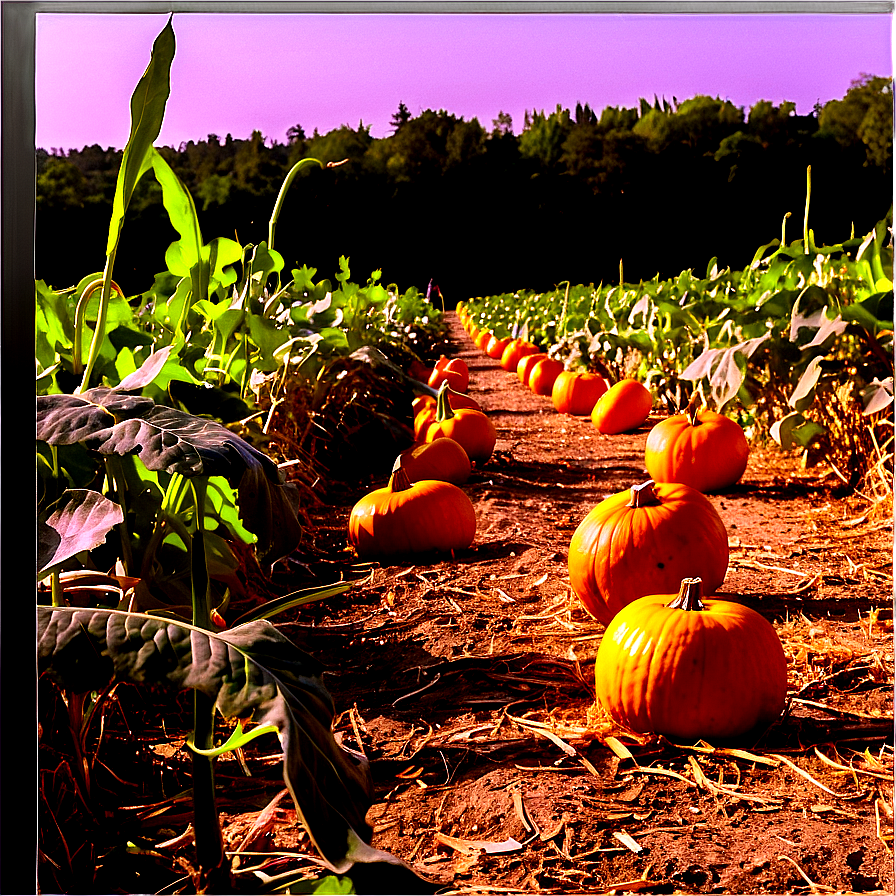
[38,489,124,578]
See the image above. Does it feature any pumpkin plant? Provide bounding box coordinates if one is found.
[348,456,477,559]
[568,479,729,625]
[591,379,654,434]
[423,382,497,464]
[595,577,788,742]
[645,393,750,493]
[551,369,610,416]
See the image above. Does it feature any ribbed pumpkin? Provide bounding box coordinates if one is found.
[424,384,497,464]
[551,370,610,416]
[348,458,476,559]
[645,394,749,493]
[527,357,565,396]
[595,577,788,742]
[591,379,653,434]
[413,389,481,439]
[517,352,548,385]
[398,438,471,485]
[500,339,540,372]
[567,479,729,624]
[428,355,469,393]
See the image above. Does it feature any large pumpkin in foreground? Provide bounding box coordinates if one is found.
[645,394,749,493]
[567,479,728,624]
[349,458,476,559]
[595,577,788,742]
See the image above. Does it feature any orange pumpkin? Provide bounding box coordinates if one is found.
[485,335,512,360]
[527,357,565,396]
[398,438,471,485]
[645,394,749,493]
[500,339,540,372]
[517,352,548,385]
[424,384,497,464]
[551,370,610,416]
[594,577,788,741]
[428,355,469,393]
[567,479,729,624]
[348,458,476,559]
[591,379,653,434]
[474,330,493,352]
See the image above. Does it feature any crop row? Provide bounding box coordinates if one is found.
[457,197,893,494]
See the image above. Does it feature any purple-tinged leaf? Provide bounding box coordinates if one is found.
[39,489,124,578]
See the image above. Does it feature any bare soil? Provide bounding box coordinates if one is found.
[42,312,894,896]
[249,312,894,895]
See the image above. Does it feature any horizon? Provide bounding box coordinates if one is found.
[34,11,893,153]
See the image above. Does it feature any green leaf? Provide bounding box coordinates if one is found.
[788,355,824,408]
[186,720,280,757]
[37,389,302,567]
[38,489,124,578]
[106,18,175,257]
[153,149,204,275]
[37,607,373,874]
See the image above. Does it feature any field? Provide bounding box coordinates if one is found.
[39,310,893,895]
[36,22,893,893]
[262,313,894,895]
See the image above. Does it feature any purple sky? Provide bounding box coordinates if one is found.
[35,11,892,151]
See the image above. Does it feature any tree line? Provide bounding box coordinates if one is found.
[36,75,892,301]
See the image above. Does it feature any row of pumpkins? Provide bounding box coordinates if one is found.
[347,311,788,744]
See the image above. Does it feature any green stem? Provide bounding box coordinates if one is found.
[267,157,324,254]
[188,477,229,891]
[75,249,121,394]
[105,457,134,576]
[803,165,812,255]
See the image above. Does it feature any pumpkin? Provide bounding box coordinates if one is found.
[413,388,481,439]
[551,370,610,416]
[428,355,469,393]
[517,352,548,384]
[474,330,493,352]
[424,383,497,464]
[527,357,565,396]
[500,339,540,372]
[398,438,471,485]
[567,479,729,625]
[485,334,513,360]
[591,379,653,434]
[348,457,476,559]
[645,394,749,493]
[594,577,788,742]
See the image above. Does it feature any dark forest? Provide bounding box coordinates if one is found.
[36,75,892,302]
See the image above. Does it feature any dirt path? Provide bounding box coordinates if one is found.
[267,312,893,895]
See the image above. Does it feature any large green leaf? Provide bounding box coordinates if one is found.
[106,18,175,257]
[37,387,302,568]
[37,606,428,884]
[38,489,124,578]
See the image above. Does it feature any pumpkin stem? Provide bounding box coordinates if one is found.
[435,381,457,423]
[389,455,414,493]
[683,392,703,426]
[627,480,662,508]
[667,577,705,612]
